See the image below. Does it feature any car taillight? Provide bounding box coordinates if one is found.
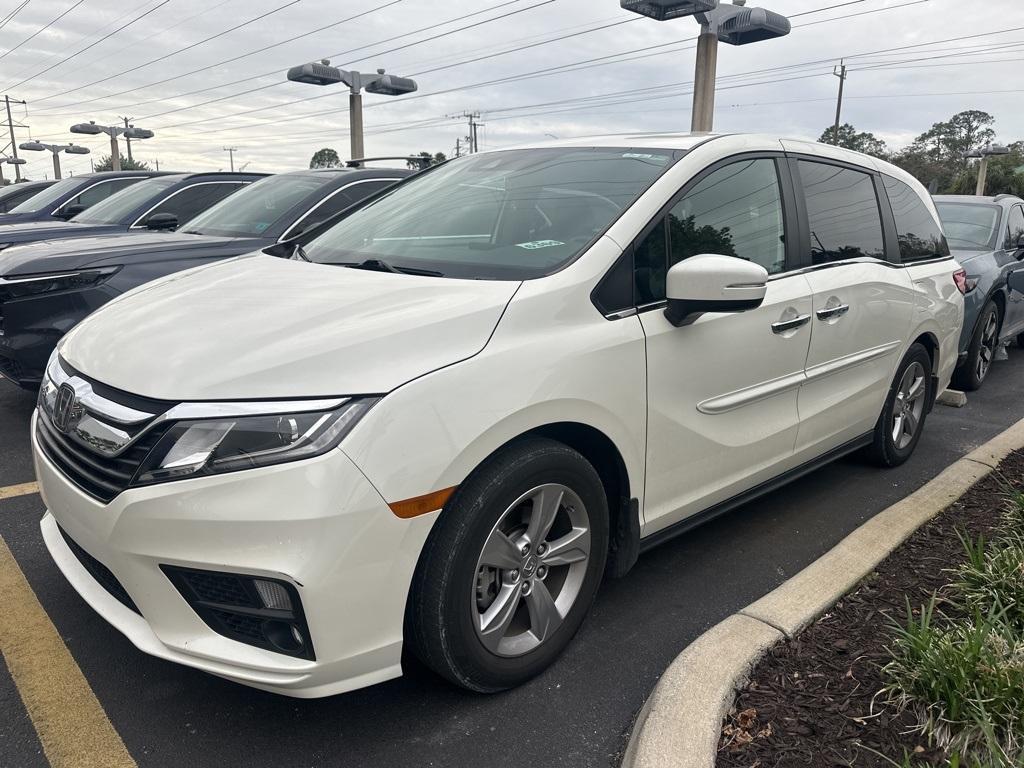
[953,269,969,295]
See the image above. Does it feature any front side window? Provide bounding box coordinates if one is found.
[1006,205,1024,249]
[183,174,330,238]
[65,177,144,211]
[302,148,677,280]
[75,177,178,225]
[882,175,949,261]
[285,180,394,238]
[8,176,88,213]
[137,182,245,227]
[635,158,786,304]
[934,202,1001,251]
[798,161,884,264]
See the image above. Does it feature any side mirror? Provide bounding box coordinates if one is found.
[1007,270,1024,295]
[58,203,85,219]
[145,212,178,231]
[664,254,769,327]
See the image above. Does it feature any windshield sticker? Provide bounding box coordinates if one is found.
[516,240,565,250]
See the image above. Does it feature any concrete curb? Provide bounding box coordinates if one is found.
[622,417,1024,768]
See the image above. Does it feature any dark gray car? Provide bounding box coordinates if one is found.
[935,194,1024,390]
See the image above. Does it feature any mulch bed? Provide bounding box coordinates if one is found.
[716,450,1024,768]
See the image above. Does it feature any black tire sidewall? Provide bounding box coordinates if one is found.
[956,301,999,391]
[875,343,933,466]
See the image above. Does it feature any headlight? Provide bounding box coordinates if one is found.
[133,399,377,485]
[0,267,121,301]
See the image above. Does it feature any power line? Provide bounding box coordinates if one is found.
[2,1,171,92]
[0,0,30,32]
[0,0,86,61]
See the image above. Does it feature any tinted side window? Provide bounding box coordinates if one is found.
[1006,205,1024,249]
[882,175,949,261]
[798,161,884,264]
[140,183,244,227]
[65,178,143,211]
[292,181,397,237]
[634,158,787,303]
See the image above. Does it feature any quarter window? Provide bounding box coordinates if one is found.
[1006,205,1024,250]
[882,175,949,261]
[798,161,884,264]
[634,158,787,304]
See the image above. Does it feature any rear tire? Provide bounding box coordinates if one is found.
[866,343,933,468]
[407,437,609,692]
[953,300,1000,392]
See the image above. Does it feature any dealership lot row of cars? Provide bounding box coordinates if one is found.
[2,133,1024,699]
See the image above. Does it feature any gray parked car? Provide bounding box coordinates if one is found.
[934,194,1024,390]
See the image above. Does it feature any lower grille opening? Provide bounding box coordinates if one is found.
[161,565,314,660]
[59,526,141,615]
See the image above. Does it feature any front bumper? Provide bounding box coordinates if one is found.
[34,412,438,697]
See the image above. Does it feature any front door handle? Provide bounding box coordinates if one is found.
[816,304,850,320]
[771,314,811,334]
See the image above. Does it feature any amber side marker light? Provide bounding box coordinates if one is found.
[389,486,457,519]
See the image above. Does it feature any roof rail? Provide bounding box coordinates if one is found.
[344,155,431,169]
[993,193,1021,202]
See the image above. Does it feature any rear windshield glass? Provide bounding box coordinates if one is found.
[74,177,179,225]
[183,174,330,238]
[302,147,677,280]
[935,202,1001,250]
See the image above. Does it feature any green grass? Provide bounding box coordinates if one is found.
[879,490,1024,766]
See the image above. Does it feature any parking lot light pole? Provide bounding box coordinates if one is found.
[620,0,790,132]
[287,61,418,160]
[69,121,154,171]
[0,155,26,185]
[966,145,1010,196]
[18,141,90,179]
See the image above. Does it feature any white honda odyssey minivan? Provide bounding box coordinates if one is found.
[34,134,964,697]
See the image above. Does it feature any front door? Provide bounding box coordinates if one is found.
[639,156,813,535]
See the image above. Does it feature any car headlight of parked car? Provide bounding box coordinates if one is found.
[0,267,121,301]
[133,398,378,485]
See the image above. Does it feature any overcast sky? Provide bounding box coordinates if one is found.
[1,0,1021,179]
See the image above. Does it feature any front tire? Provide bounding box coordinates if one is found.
[866,343,933,467]
[953,300,1000,392]
[407,437,609,692]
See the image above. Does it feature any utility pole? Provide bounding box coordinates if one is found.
[121,117,135,162]
[223,146,237,172]
[4,95,27,181]
[831,60,847,145]
[454,137,461,158]
[449,112,482,152]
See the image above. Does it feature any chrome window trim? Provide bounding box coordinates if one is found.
[128,181,250,229]
[53,177,153,216]
[277,177,401,242]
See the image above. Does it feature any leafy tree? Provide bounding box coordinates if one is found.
[407,151,446,169]
[890,110,1003,193]
[818,123,888,157]
[92,155,151,171]
[947,141,1024,197]
[433,152,447,165]
[309,148,341,168]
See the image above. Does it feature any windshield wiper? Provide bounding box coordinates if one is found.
[292,244,312,262]
[337,258,443,277]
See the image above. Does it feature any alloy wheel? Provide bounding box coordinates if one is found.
[891,360,927,450]
[472,483,591,657]
[976,311,998,382]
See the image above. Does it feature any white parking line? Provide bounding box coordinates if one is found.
[0,482,39,501]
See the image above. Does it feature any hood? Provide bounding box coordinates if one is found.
[59,254,521,400]
[0,220,120,247]
[0,230,259,276]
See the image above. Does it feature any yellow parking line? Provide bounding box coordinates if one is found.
[0,482,39,501]
[0,536,136,768]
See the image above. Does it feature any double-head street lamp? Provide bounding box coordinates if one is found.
[18,141,90,179]
[621,0,790,132]
[287,60,417,160]
[966,144,1010,196]
[69,120,154,171]
[0,155,26,185]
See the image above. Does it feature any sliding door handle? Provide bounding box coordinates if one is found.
[816,304,850,320]
[771,314,811,334]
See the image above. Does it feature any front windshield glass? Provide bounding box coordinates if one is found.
[8,175,85,213]
[935,202,1001,250]
[73,177,179,225]
[184,174,328,238]
[303,147,677,279]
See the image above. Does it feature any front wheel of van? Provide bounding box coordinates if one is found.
[866,343,934,468]
[407,437,609,692]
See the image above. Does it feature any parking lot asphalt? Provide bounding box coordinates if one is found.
[2,355,1024,768]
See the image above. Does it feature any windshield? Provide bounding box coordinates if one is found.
[302,147,677,279]
[73,176,179,225]
[184,174,329,238]
[8,175,87,213]
[935,202,1001,250]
